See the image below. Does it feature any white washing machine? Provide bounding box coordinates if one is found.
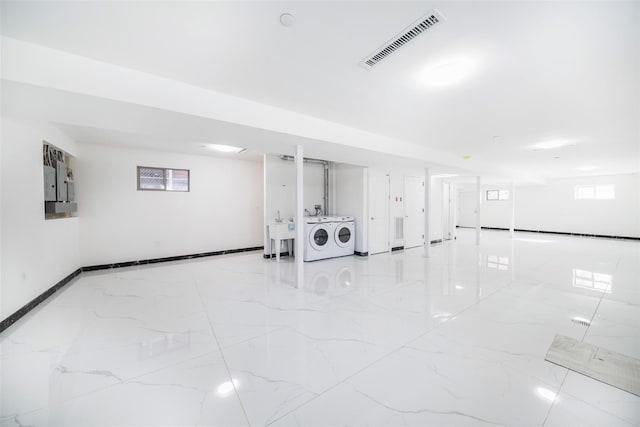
[331,216,355,258]
[304,217,334,261]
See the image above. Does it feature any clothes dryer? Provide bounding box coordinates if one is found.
[331,216,355,257]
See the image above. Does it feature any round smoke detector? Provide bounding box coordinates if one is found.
[280,13,295,27]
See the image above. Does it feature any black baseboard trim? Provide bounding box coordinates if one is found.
[0,268,82,334]
[513,229,640,241]
[455,225,639,241]
[83,246,264,271]
[1,245,265,335]
[263,251,293,259]
[391,246,404,252]
[354,251,369,257]
[431,239,443,245]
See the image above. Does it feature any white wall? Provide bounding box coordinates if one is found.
[1,117,80,321]
[429,177,443,242]
[77,143,263,266]
[333,164,367,253]
[263,155,325,222]
[457,174,640,237]
[389,173,405,248]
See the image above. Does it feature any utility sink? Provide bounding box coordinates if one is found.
[268,222,296,262]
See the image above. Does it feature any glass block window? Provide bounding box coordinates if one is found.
[137,166,190,192]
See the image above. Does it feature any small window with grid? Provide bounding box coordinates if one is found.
[137,166,190,192]
[574,184,614,200]
[486,190,509,201]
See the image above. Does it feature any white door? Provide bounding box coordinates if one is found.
[404,176,425,248]
[368,170,389,255]
[443,182,452,241]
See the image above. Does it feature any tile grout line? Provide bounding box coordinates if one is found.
[2,337,223,422]
[541,370,570,427]
[4,266,260,425]
[581,291,605,343]
[265,277,509,426]
[2,276,230,421]
[542,263,612,427]
[193,278,253,427]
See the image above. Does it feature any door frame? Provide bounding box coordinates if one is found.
[367,170,390,255]
[403,175,425,249]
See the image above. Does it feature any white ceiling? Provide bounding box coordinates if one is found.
[1,1,639,181]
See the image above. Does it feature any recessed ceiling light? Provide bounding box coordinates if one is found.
[530,139,576,150]
[202,144,247,154]
[418,56,477,88]
[280,13,295,27]
[463,155,472,160]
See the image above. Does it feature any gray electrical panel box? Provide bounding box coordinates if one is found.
[67,182,75,202]
[44,142,77,218]
[56,161,67,202]
[44,165,57,201]
[45,202,78,214]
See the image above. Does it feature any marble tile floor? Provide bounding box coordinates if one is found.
[1,229,639,426]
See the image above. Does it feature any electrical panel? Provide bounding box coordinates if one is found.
[43,142,77,218]
[44,166,57,201]
[56,161,67,202]
[67,182,75,202]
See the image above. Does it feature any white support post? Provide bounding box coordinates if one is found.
[509,181,515,238]
[475,176,481,246]
[295,145,304,289]
[424,168,431,257]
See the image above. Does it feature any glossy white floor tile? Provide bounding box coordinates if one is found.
[1,229,639,426]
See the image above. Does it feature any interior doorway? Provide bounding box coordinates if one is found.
[443,182,453,241]
[404,175,425,248]
[368,170,390,255]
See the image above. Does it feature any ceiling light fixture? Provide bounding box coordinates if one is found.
[530,139,576,150]
[419,56,477,88]
[202,144,247,154]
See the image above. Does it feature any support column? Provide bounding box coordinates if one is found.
[424,168,431,257]
[475,176,481,246]
[295,145,304,289]
[509,181,515,238]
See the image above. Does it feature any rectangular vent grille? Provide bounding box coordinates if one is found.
[360,9,445,69]
[395,217,404,240]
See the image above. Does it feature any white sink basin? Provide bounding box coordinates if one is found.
[269,222,296,239]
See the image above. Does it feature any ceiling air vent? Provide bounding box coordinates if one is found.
[360,9,446,70]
